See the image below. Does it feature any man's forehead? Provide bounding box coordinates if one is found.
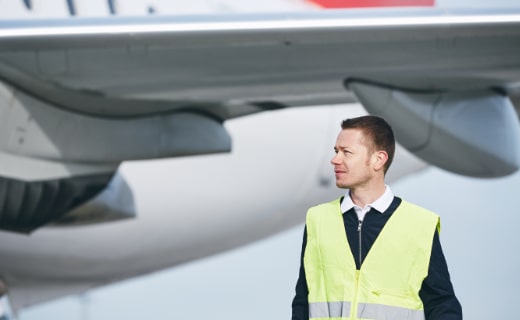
[335,129,370,148]
[337,128,365,141]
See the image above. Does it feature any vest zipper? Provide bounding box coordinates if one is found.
[352,270,361,319]
[357,219,363,268]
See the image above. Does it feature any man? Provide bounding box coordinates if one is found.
[291,115,462,320]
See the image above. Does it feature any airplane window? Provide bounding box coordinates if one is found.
[22,0,31,10]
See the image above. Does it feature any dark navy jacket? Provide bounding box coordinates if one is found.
[291,197,462,320]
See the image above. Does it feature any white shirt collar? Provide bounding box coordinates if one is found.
[340,185,394,220]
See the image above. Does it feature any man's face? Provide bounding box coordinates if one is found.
[331,128,375,189]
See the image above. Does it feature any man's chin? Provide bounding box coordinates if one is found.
[335,182,349,189]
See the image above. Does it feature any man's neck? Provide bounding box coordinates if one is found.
[349,183,386,208]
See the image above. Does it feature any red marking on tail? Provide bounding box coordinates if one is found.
[308,0,434,8]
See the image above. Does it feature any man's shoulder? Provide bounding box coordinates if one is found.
[397,199,439,219]
[307,197,342,214]
[399,198,435,214]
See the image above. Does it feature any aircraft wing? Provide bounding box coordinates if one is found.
[1,8,520,111]
[1,7,520,312]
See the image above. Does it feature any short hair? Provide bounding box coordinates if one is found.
[341,115,395,174]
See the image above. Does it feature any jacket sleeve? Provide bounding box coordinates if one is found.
[291,227,309,320]
[419,231,463,320]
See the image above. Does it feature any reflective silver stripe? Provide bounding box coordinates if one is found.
[309,301,351,319]
[358,303,425,320]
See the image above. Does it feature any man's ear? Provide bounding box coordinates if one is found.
[373,150,388,172]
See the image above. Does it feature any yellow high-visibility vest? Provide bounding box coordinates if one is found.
[304,198,439,320]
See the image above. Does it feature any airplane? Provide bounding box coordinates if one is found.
[1,0,520,317]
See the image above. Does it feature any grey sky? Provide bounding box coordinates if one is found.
[18,166,520,319]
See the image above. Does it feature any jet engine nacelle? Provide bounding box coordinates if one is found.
[347,80,520,178]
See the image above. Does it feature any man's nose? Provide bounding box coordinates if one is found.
[331,153,341,165]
